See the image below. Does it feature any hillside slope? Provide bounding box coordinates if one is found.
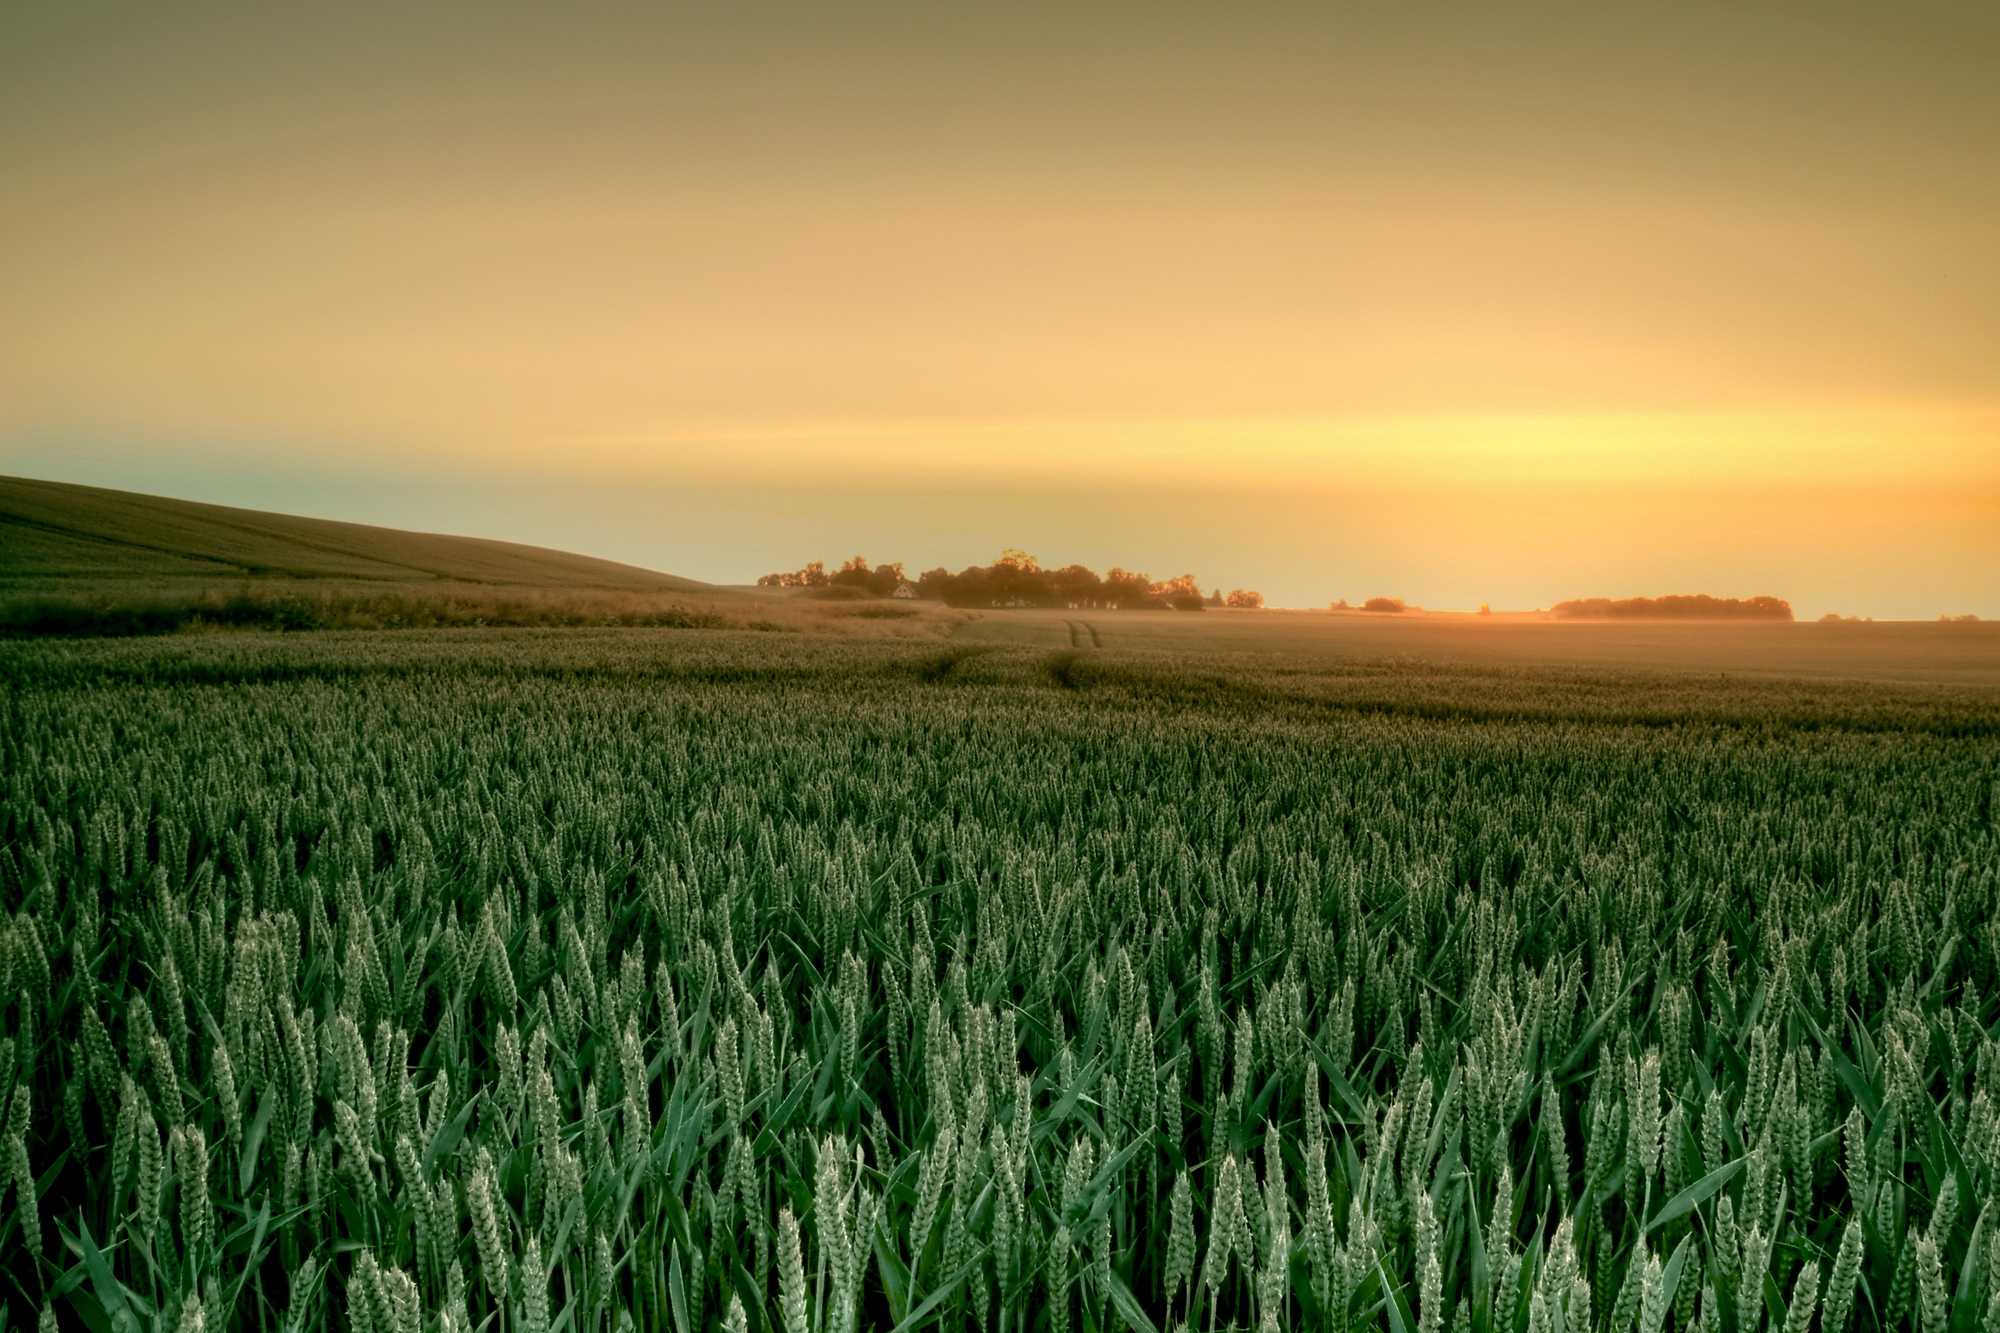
[0,475,711,593]
[0,476,965,638]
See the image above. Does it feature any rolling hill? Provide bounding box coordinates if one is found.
[0,475,711,594]
[0,476,962,638]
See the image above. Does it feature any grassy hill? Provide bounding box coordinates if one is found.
[0,476,957,638]
[0,475,712,594]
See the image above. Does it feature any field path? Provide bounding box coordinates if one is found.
[1063,619,1103,649]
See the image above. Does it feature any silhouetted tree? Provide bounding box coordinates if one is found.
[1050,564,1104,608]
[757,560,830,588]
[779,551,1244,610]
[1101,568,1158,609]
[829,556,905,596]
[1551,594,1792,621]
[1153,574,1204,610]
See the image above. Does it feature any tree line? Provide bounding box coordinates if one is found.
[760,552,1263,610]
[1552,594,1793,621]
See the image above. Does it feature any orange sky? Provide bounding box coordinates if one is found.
[2,3,1996,615]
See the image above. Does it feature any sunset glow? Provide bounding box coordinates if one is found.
[3,4,1995,615]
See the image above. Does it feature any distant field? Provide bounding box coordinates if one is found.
[955,607,2000,687]
[7,477,1991,688]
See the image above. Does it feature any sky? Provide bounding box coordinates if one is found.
[2,3,1996,617]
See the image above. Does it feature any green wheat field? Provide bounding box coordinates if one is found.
[4,627,1999,1333]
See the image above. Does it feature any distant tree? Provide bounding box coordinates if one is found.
[1552,594,1792,621]
[757,560,830,588]
[1331,598,1352,610]
[1478,602,1492,616]
[826,557,906,597]
[1156,573,1205,610]
[791,552,1258,610]
[1102,568,1158,609]
[1226,589,1264,608]
[1363,597,1406,613]
[941,565,994,607]
[1014,560,1057,604]
[1050,564,1104,608]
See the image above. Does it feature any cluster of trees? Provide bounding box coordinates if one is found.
[758,556,909,597]
[1552,593,1794,621]
[760,551,1264,610]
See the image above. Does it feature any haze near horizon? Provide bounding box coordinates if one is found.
[2,3,1995,618]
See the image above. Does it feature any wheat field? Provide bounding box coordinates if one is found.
[2,630,1996,1333]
